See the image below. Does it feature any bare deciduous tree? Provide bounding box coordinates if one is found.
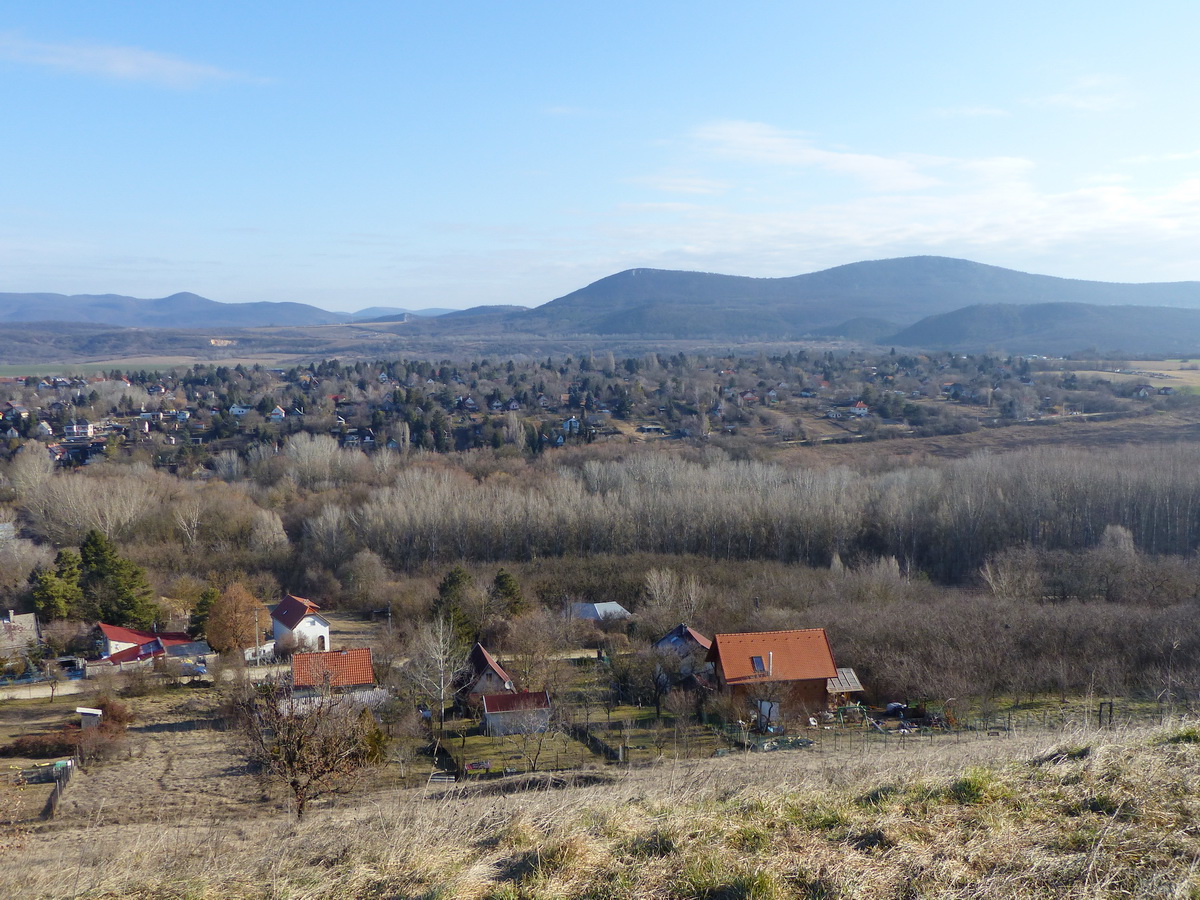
[401,617,468,732]
[230,678,384,818]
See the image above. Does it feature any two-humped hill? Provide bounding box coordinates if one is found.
[510,256,1200,345]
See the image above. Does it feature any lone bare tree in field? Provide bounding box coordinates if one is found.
[402,616,469,732]
[231,678,385,818]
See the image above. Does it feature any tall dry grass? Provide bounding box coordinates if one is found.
[6,722,1200,898]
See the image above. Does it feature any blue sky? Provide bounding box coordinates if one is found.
[3,3,1200,312]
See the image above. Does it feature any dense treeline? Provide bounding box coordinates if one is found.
[296,443,1200,582]
[9,438,1200,584]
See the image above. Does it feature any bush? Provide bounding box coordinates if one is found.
[1,726,79,758]
[95,696,134,732]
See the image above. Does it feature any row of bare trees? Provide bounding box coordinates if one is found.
[13,441,1200,589]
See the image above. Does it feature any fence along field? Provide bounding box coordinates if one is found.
[5,683,1200,900]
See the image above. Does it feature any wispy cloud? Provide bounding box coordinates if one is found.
[1032,76,1132,112]
[0,31,257,88]
[612,129,1200,285]
[692,120,941,191]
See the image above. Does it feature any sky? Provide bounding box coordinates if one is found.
[3,3,1200,313]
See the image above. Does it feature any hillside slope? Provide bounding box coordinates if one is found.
[889,302,1200,355]
[511,256,1200,339]
[7,723,1199,899]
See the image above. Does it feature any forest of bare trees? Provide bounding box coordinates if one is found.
[5,430,1200,705]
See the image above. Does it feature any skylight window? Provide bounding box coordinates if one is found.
[751,655,765,674]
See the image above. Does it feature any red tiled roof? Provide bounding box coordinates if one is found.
[271,594,324,631]
[98,623,191,648]
[106,639,165,664]
[292,648,375,689]
[707,630,837,685]
[481,691,550,715]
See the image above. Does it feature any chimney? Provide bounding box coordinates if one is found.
[767,651,773,678]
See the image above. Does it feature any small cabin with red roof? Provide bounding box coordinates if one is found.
[90,623,210,673]
[271,594,330,653]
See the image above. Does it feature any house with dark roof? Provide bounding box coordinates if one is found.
[455,642,515,708]
[481,690,551,736]
[706,629,838,725]
[653,624,714,682]
[271,595,330,652]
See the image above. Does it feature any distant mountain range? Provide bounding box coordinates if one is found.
[0,292,453,328]
[8,257,1200,355]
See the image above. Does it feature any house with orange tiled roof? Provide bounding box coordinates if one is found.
[292,647,375,691]
[706,629,838,726]
[271,594,330,653]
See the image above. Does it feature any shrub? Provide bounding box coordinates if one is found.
[95,696,134,732]
[2,726,79,758]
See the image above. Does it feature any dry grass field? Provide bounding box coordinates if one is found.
[779,405,1200,465]
[5,685,1200,899]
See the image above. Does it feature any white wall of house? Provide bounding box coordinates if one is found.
[272,615,330,652]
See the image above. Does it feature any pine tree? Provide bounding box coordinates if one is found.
[492,568,526,616]
[79,530,158,628]
[433,566,474,647]
[29,550,86,620]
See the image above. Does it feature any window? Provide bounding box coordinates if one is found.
[751,655,765,674]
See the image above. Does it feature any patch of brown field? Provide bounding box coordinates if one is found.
[6,719,1200,898]
[779,407,1200,465]
[0,695,87,824]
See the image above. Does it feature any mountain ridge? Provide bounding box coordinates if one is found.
[7,257,1200,354]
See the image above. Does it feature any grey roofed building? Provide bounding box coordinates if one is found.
[0,611,39,656]
[570,601,630,621]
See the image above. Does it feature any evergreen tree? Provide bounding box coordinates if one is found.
[79,530,158,628]
[29,550,86,620]
[492,568,526,616]
[189,586,221,639]
[433,566,474,647]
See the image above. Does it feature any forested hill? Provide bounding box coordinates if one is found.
[888,302,1200,355]
[510,256,1200,339]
